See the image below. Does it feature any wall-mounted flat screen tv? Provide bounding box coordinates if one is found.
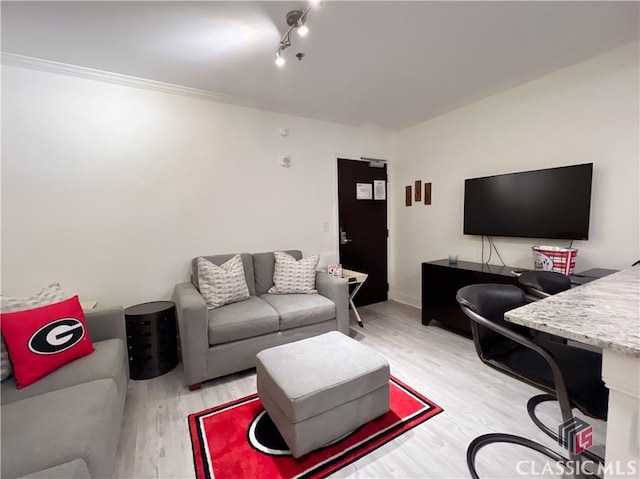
[463,163,593,240]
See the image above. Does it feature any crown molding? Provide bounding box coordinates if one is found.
[1,52,258,108]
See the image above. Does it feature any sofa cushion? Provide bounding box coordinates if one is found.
[197,256,250,309]
[253,250,302,296]
[208,296,279,346]
[1,296,95,389]
[268,251,319,294]
[260,293,336,331]
[17,459,90,479]
[1,338,126,405]
[1,282,68,382]
[1,379,120,479]
[192,253,256,296]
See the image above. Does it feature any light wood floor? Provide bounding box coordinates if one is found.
[114,301,605,479]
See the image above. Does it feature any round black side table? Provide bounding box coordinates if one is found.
[124,301,178,380]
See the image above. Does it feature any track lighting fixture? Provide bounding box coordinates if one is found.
[275,1,321,66]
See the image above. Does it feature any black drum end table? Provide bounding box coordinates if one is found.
[124,301,178,380]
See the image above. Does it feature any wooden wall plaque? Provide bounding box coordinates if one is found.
[405,185,412,206]
[414,180,422,202]
[424,182,432,205]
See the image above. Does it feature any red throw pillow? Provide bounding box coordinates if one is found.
[1,295,94,388]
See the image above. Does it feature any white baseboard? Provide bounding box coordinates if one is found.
[389,291,421,309]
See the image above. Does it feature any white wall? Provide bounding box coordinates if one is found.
[390,43,640,308]
[1,65,393,306]
[3,43,638,310]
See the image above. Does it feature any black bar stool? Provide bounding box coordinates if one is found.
[456,284,608,478]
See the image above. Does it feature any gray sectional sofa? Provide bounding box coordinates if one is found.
[173,250,349,390]
[1,307,129,479]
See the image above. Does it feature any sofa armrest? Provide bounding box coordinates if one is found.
[85,306,126,343]
[316,272,349,335]
[172,282,208,388]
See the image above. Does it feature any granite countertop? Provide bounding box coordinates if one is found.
[505,266,640,358]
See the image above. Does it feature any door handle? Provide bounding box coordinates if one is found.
[340,227,353,245]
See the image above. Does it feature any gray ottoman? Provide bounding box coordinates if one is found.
[256,331,390,458]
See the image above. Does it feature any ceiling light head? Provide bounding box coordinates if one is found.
[309,0,322,6]
[297,22,309,37]
[280,36,291,51]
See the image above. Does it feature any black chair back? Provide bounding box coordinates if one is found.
[456,284,529,360]
[518,271,571,298]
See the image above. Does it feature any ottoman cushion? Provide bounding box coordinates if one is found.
[256,331,389,424]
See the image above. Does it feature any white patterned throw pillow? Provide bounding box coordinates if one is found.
[0,282,68,381]
[197,255,250,309]
[268,251,319,294]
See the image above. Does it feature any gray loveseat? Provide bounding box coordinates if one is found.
[173,250,349,390]
[1,307,129,479]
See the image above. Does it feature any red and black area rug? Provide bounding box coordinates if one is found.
[188,376,443,479]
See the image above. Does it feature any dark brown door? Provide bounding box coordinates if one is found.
[337,158,388,306]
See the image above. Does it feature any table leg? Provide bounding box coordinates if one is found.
[601,350,640,478]
[349,282,365,327]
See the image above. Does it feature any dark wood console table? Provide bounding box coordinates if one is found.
[421,259,523,335]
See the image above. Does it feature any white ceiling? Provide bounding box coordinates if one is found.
[2,1,638,130]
